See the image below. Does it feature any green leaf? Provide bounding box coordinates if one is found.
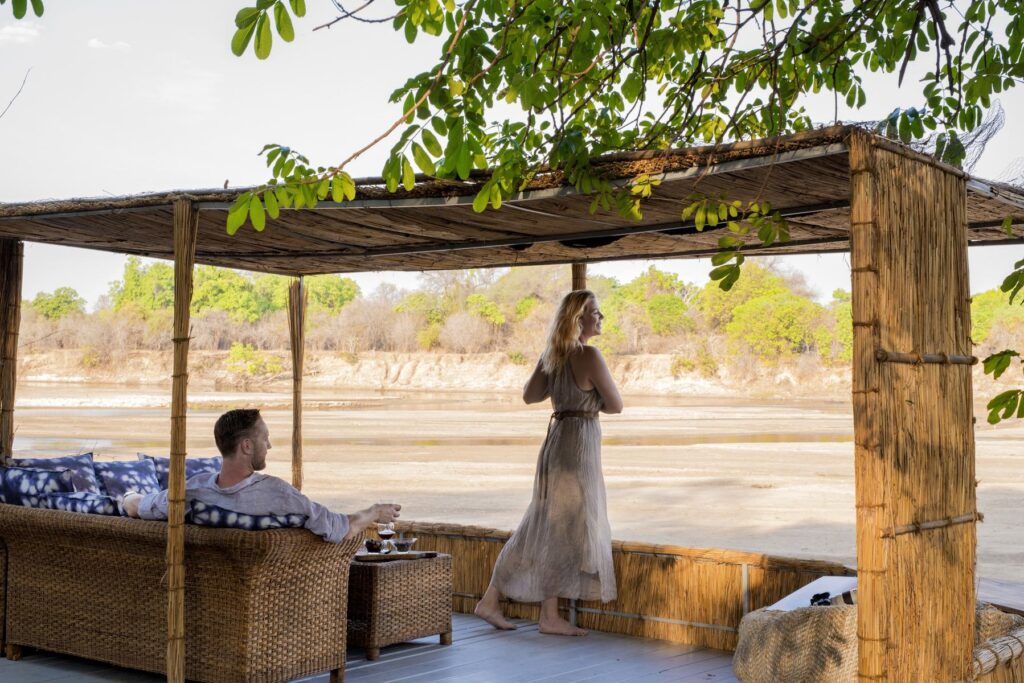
[490,184,502,209]
[472,185,489,213]
[226,194,251,235]
[231,23,258,56]
[987,390,1022,425]
[402,157,416,191]
[340,173,356,201]
[289,0,306,16]
[456,143,471,180]
[248,195,266,232]
[29,0,43,16]
[383,157,399,193]
[983,350,1019,379]
[263,189,280,219]
[274,2,295,42]
[421,129,443,157]
[254,14,272,60]
[412,142,435,175]
[235,7,260,28]
[317,177,330,200]
[12,0,27,19]
[1003,216,1014,236]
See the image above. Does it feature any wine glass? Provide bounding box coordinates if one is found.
[377,522,395,554]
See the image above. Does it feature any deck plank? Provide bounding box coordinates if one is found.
[0,613,737,683]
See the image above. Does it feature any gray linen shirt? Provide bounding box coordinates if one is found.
[136,471,350,543]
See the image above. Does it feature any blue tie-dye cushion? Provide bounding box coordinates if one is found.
[43,491,120,516]
[94,459,162,499]
[1,466,75,507]
[138,454,222,489]
[12,453,100,494]
[189,500,307,531]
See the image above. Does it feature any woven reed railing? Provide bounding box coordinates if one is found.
[973,626,1024,682]
[399,520,854,651]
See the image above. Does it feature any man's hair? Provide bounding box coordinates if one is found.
[214,409,262,457]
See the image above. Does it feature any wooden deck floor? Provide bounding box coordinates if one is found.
[0,613,738,683]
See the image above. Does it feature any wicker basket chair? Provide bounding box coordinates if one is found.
[0,505,362,683]
[733,602,1024,683]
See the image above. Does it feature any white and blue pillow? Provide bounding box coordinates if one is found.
[189,500,307,531]
[138,454,222,489]
[12,453,100,493]
[1,466,75,507]
[44,491,120,516]
[94,458,162,499]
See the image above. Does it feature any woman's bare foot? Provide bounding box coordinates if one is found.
[474,602,518,630]
[538,615,588,636]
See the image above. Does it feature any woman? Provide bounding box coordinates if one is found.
[474,290,623,636]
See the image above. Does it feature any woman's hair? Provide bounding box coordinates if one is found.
[540,289,596,374]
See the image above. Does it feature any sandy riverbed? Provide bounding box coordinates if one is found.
[10,383,1023,581]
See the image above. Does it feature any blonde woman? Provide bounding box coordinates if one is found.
[475,290,623,636]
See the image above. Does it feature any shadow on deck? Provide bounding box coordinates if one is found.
[0,613,738,683]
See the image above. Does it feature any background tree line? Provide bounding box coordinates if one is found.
[22,257,1024,380]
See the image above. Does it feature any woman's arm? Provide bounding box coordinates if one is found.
[522,359,550,404]
[581,346,623,414]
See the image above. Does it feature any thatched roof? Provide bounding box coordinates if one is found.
[2,125,1022,276]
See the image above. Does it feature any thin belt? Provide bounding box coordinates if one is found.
[538,410,599,500]
[550,410,599,421]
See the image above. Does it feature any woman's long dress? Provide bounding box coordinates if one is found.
[490,362,617,603]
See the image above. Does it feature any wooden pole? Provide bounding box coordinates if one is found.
[288,277,307,491]
[166,199,198,683]
[571,263,587,290]
[0,239,24,464]
[849,130,975,682]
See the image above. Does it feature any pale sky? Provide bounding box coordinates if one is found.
[3,1,1023,308]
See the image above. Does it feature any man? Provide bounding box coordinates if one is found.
[123,408,399,542]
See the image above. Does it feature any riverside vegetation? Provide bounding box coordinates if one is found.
[20,259,1024,393]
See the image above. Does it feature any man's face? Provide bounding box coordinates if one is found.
[246,418,272,471]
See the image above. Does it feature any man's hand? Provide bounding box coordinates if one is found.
[372,503,401,523]
[345,502,402,539]
[122,492,143,518]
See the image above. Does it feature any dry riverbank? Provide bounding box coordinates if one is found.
[18,349,852,398]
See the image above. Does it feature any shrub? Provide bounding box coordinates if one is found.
[726,292,825,363]
[227,342,283,378]
[507,350,529,365]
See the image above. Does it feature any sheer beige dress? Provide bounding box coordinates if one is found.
[490,363,617,603]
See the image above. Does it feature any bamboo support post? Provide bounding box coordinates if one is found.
[166,199,198,683]
[0,241,23,460]
[571,262,587,290]
[875,349,978,365]
[848,130,976,682]
[0,239,23,464]
[288,277,307,491]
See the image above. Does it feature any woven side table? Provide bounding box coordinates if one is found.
[347,553,453,661]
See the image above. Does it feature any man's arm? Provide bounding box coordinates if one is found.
[122,490,167,519]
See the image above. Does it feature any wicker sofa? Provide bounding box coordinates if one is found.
[0,505,361,683]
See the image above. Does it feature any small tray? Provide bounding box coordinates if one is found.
[354,551,438,563]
